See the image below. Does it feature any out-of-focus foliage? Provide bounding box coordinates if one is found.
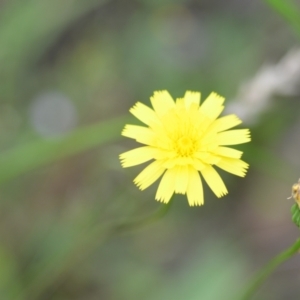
[265,0,300,37]
[0,0,300,299]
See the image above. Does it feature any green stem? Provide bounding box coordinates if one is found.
[18,201,173,300]
[239,238,300,300]
[115,200,173,232]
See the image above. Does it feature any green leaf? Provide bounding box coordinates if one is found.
[0,116,129,184]
[264,0,300,38]
[291,203,300,227]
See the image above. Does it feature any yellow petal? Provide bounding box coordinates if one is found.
[129,102,159,126]
[186,167,204,206]
[194,152,220,164]
[210,146,243,159]
[122,124,155,145]
[198,131,218,148]
[120,89,251,206]
[119,146,156,167]
[217,129,251,145]
[208,114,242,132]
[162,157,205,170]
[155,168,176,203]
[183,91,201,108]
[191,158,206,171]
[150,90,175,118]
[201,165,228,197]
[174,165,189,194]
[134,161,165,190]
[200,92,225,121]
[175,98,185,110]
[216,158,249,177]
[152,149,177,160]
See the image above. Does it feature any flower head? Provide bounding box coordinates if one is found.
[120,90,251,206]
[289,178,300,207]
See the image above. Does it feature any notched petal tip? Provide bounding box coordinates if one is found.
[245,129,251,140]
[150,90,175,117]
[133,178,143,190]
[155,195,168,204]
[119,153,127,167]
[153,90,166,94]
[200,92,225,122]
[211,91,225,98]
[121,124,130,136]
[119,157,126,168]
[183,91,201,107]
[207,92,225,104]
[188,200,204,207]
[217,128,251,146]
[129,101,159,126]
[129,102,138,111]
[151,90,173,102]
[218,190,228,198]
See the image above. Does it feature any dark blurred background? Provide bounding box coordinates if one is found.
[0,0,300,299]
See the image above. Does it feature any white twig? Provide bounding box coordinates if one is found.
[226,48,300,124]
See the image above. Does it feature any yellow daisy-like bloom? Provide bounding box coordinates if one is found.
[120,90,251,206]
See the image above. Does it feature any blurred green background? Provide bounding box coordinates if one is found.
[1,0,300,299]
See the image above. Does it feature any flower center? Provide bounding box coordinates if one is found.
[175,136,195,157]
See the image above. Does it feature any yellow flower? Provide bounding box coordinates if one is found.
[120,90,251,206]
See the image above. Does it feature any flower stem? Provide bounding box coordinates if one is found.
[239,238,300,300]
[115,200,173,232]
[18,201,173,300]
